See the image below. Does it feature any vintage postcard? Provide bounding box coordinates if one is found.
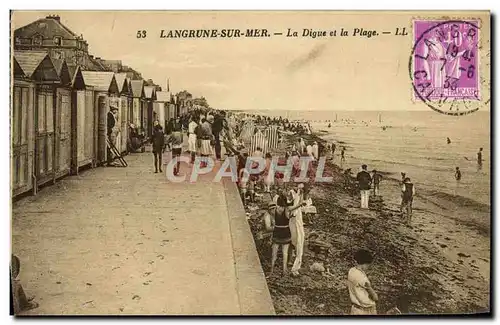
[10,10,491,316]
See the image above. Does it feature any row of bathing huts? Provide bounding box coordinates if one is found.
[12,50,178,198]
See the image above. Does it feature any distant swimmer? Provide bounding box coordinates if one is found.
[447,137,451,144]
[455,167,462,181]
[328,123,332,128]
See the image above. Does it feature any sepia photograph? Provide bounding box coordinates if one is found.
[9,10,491,316]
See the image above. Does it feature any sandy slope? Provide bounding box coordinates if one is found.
[246,132,490,315]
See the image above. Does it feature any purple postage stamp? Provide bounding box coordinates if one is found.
[410,20,481,115]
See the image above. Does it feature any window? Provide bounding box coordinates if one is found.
[37,93,46,132]
[13,88,20,145]
[15,37,21,45]
[46,95,54,133]
[53,51,64,59]
[21,88,28,144]
[32,35,42,46]
[53,36,62,46]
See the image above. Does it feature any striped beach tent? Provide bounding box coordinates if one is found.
[265,125,279,151]
[249,130,268,155]
[239,120,256,143]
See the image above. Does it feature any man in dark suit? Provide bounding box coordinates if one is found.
[107,105,119,166]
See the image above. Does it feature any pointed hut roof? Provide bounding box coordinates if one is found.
[81,71,119,94]
[114,72,131,95]
[155,91,171,103]
[14,50,59,82]
[130,80,145,98]
[144,86,156,100]
[68,65,86,90]
[52,58,72,86]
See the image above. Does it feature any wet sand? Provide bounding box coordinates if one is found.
[245,132,490,315]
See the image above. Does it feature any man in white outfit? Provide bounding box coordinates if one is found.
[289,183,305,276]
[188,115,198,164]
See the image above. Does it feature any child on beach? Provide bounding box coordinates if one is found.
[239,168,250,206]
[347,249,378,315]
[263,153,273,193]
[372,170,382,197]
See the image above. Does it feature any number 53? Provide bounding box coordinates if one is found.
[137,30,147,38]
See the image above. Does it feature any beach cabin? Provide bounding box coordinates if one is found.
[12,56,36,197]
[144,86,157,138]
[69,65,95,174]
[81,71,120,166]
[114,73,131,154]
[52,58,73,179]
[154,91,170,130]
[13,50,60,194]
[130,80,145,135]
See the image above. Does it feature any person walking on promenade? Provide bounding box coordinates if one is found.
[199,117,214,168]
[106,104,119,166]
[372,169,382,197]
[165,118,183,176]
[212,113,224,161]
[11,254,38,314]
[347,249,378,315]
[356,164,372,209]
[188,115,198,164]
[401,177,416,224]
[269,189,305,277]
[151,120,166,173]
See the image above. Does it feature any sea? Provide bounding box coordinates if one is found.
[248,110,491,207]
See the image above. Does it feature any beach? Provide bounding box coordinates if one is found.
[244,119,490,315]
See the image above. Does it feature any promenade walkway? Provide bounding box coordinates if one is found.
[11,148,274,315]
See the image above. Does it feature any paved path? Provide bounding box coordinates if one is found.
[12,148,274,315]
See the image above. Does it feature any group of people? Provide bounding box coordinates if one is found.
[146,108,233,174]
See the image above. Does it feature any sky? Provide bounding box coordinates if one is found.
[11,11,490,111]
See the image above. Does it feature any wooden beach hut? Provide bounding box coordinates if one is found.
[52,58,73,179]
[12,56,36,196]
[144,86,157,138]
[69,65,95,174]
[13,50,60,194]
[81,71,120,166]
[130,80,145,135]
[113,73,131,154]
